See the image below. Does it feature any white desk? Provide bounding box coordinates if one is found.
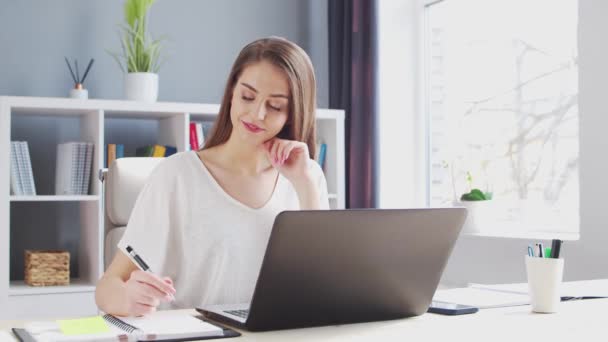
[2,282,606,341]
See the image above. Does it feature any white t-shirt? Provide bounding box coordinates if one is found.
[117,151,329,309]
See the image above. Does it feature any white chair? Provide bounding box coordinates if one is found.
[102,157,164,269]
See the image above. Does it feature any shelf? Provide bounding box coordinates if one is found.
[9,279,96,296]
[189,113,221,121]
[10,195,100,202]
[2,96,220,116]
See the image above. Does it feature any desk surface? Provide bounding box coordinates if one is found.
[2,289,607,341]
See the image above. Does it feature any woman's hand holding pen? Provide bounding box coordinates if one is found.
[125,270,176,316]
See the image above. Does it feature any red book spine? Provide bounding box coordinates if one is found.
[189,122,199,151]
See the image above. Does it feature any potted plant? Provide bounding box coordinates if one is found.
[110,0,164,102]
[456,172,494,234]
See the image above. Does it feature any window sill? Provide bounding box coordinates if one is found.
[460,230,579,241]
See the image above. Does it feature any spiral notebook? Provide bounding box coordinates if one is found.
[12,311,240,342]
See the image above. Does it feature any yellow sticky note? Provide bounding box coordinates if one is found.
[58,316,110,336]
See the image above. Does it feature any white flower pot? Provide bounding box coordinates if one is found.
[455,200,494,234]
[125,72,158,102]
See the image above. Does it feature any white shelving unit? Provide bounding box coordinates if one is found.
[0,96,345,319]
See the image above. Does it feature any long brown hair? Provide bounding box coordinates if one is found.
[203,36,317,158]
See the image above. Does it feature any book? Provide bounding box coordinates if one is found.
[19,141,37,195]
[152,144,166,157]
[56,142,92,195]
[82,143,94,195]
[76,142,86,196]
[164,146,177,157]
[189,122,199,151]
[13,311,238,342]
[136,145,177,157]
[116,144,125,159]
[196,122,205,149]
[136,145,154,157]
[107,144,117,168]
[318,143,327,170]
[69,143,79,194]
[55,143,68,195]
[105,143,124,168]
[10,142,22,195]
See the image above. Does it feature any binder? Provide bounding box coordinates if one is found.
[19,141,36,195]
[10,142,22,195]
[82,143,94,195]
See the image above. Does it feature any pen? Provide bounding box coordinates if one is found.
[126,245,175,300]
[527,245,534,257]
[551,239,562,258]
[535,243,544,258]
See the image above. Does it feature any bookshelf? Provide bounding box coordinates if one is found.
[0,96,345,319]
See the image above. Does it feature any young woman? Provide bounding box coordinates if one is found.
[95,37,329,316]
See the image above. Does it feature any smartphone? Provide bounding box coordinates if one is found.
[428,301,479,315]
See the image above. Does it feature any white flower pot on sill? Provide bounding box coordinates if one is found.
[455,200,495,234]
[125,72,158,102]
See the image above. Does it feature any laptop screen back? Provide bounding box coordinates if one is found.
[245,208,467,331]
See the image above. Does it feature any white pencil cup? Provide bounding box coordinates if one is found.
[525,255,564,313]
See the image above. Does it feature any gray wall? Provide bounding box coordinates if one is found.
[1,0,328,280]
[0,0,328,105]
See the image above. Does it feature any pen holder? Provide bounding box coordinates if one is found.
[525,255,564,313]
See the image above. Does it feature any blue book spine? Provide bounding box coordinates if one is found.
[318,143,327,169]
[116,144,125,159]
[164,146,177,157]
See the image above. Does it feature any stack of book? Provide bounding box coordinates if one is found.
[55,142,94,195]
[10,141,36,196]
[189,121,213,151]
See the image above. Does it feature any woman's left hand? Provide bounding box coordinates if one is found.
[263,138,313,187]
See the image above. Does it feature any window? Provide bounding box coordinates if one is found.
[425,0,579,235]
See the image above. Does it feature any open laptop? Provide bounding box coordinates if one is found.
[197,208,467,331]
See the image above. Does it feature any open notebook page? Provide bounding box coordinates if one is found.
[118,311,223,341]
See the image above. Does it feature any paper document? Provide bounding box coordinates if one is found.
[559,279,608,298]
[433,287,530,309]
[433,279,608,309]
[468,279,608,298]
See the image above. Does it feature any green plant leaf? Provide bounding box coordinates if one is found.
[460,188,490,201]
[470,189,485,199]
[109,0,164,74]
[125,0,155,28]
[461,193,483,201]
[106,49,126,73]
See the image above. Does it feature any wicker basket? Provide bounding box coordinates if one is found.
[24,250,70,286]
